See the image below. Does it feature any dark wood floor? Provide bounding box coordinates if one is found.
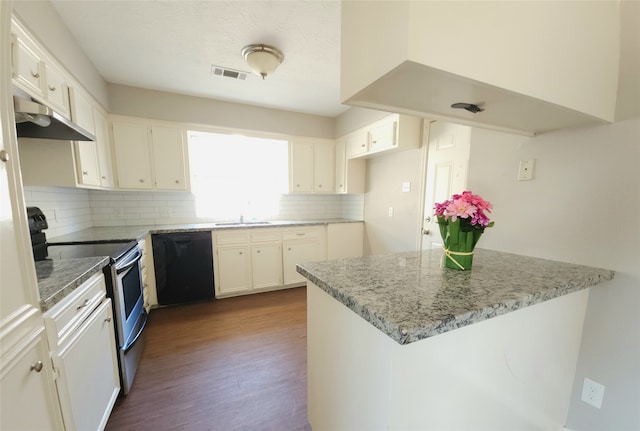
[105,287,311,431]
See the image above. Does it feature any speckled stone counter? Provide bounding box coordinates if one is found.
[297,248,614,345]
[35,257,109,312]
[49,219,362,243]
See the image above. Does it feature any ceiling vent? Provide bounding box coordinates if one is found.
[211,65,248,80]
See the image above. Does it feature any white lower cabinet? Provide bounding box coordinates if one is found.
[283,234,324,285]
[251,242,282,289]
[0,330,64,431]
[44,273,120,431]
[217,244,252,295]
[214,225,328,298]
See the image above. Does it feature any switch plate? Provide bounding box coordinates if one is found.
[402,182,411,192]
[518,159,535,181]
[388,207,394,217]
[581,377,605,409]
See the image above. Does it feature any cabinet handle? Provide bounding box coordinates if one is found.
[104,317,112,323]
[76,298,91,310]
[82,170,88,175]
[175,180,180,184]
[296,233,305,236]
[30,361,43,373]
[139,179,145,183]
[288,247,292,251]
[101,175,107,179]
[48,85,56,92]
[0,149,9,163]
[239,251,243,255]
[296,184,300,187]
[256,250,261,254]
[31,70,40,78]
[361,143,366,147]
[318,184,322,188]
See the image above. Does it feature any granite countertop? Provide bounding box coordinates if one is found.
[49,219,362,243]
[35,257,109,312]
[296,248,615,345]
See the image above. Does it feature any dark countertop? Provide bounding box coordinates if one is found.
[297,248,615,345]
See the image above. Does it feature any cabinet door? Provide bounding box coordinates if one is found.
[151,125,187,190]
[283,238,323,285]
[43,62,69,117]
[217,245,252,295]
[112,121,153,189]
[313,142,334,193]
[0,332,63,431]
[369,119,397,153]
[345,131,368,158]
[94,109,114,188]
[335,140,346,194]
[12,33,43,97]
[74,141,101,186]
[289,141,314,193]
[251,243,282,289]
[52,299,120,431]
[69,87,95,135]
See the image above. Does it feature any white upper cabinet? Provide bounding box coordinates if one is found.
[151,125,188,190]
[10,18,71,119]
[341,1,621,135]
[112,120,153,189]
[289,140,334,194]
[112,117,189,191]
[94,108,115,188]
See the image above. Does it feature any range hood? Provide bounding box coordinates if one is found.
[14,96,95,141]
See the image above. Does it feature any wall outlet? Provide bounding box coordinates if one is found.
[518,159,535,181]
[402,182,411,192]
[581,377,605,409]
[388,207,394,217]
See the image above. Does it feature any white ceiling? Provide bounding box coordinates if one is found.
[50,0,347,118]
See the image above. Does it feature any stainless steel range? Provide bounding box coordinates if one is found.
[45,236,147,395]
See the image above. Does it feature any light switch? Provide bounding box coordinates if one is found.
[518,159,535,181]
[402,182,411,192]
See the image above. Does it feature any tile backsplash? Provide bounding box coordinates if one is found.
[24,186,364,238]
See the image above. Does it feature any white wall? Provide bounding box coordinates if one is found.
[109,84,335,140]
[363,147,424,256]
[466,118,640,430]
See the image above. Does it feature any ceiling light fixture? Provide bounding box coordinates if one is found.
[241,44,284,80]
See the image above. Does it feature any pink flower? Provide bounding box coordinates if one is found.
[445,198,476,222]
[434,200,450,217]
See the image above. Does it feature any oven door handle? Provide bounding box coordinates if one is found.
[116,249,142,274]
[122,312,148,353]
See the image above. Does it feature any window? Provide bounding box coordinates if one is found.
[188,131,289,220]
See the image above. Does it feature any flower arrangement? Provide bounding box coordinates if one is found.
[434,191,494,270]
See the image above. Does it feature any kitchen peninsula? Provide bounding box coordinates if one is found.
[297,249,614,431]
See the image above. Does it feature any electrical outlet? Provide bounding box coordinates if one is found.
[518,159,535,181]
[581,377,605,409]
[388,207,394,217]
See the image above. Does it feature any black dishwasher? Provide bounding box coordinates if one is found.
[152,232,215,306]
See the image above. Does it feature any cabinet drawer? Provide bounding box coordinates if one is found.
[282,227,322,240]
[44,272,107,350]
[215,230,250,245]
[250,229,282,243]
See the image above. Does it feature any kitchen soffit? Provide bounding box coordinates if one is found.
[50,0,347,118]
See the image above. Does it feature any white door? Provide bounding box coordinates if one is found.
[421,121,471,250]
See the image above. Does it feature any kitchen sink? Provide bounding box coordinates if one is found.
[214,221,273,226]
